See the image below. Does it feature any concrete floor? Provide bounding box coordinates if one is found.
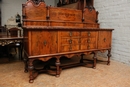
[0,56,130,87]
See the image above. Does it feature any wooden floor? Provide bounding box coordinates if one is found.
[0,56,130,87]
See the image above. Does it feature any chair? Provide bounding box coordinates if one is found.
[7,28,22,60]
[7,27,21,37]
[0,26,7,32]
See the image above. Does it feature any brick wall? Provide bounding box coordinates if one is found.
[94,0,130,65]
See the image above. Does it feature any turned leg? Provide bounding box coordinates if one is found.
[23,57,28,73]
[80,54,84,63]
[28,59,34,83]
[93,52,97,69]
[55,58,60,77]
[107,49,111,65]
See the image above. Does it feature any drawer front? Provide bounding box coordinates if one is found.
[80,38,97,50]
[61,38,80,45]
[60,45,79,52]
[81,31,97,38]
[60,31,80,37]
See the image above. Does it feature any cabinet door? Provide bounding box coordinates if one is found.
[98,31,112,49]
[30,31,57,55]
[59,31,80,52]
[81,31,98,50]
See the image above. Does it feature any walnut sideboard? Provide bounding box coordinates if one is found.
[22,0,114,83]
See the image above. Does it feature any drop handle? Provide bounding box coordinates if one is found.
[104,38,106,42]
[88,32,91,36]
[69,31,72,36]
[87,39,90,43]
[69,46,72,51]
[69,39,72,44]
[43,40,47,46]
[87,45,90,49]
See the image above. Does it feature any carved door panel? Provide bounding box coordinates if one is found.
[59,31,80,52]
[98,31,112,49]
[80,31,98,50]
[31,31,57,55]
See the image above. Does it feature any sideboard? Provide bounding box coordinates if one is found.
[22,0,114,83]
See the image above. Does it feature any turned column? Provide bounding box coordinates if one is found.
[23,56,28,73]
[28,59,35,83]
[93,51,97,69]
[55,57,61,77]
[107,49,111,65]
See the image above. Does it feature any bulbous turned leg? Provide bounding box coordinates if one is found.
[28,59,34,83]
[23,57,28,73]
[55,58,61,77]
[107,49,111,65]
[80,54,84,63]
[93,52,97,69]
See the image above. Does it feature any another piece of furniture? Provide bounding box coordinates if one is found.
[7,28,22,60]
[0,32,23,61]
[0,26,7,32]
[7,27,21,37]
[0,6,1,26]
[22,0,114,83]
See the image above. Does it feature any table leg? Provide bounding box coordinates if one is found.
[107,49,111,65]
[55,58,60,77]
[93,51,97,69]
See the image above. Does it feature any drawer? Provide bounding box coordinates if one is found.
[81,31,97,38]
[81,38,97,44]
[61,38,80,45]
[60,31,80,37]
[60,45,79,52]
[81,43,97,50]
[80,37,97,50]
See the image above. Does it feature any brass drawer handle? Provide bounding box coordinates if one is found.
[43,40,47,46]
[88,32,91,36]
[69,46,72,51]
[69,31,72,36]
[69,39,72,44]
[104,38,106,42]
[87,39,90,43]
[88,45,90,49]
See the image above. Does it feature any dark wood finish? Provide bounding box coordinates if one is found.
[0,32,23,60]
[7,27,21,37]
[0,5,1,26]
[6,28,22,60]
[57,0,94,10]
[22,0,114,83]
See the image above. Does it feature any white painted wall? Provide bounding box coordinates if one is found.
[94,0,130,65]
[0,0,56,26]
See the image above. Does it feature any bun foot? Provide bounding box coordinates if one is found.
[93,66,96,69]
[29,79,34,83]
[24,69,28,73]
[107,63,110,65]
[56,75,60,77]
